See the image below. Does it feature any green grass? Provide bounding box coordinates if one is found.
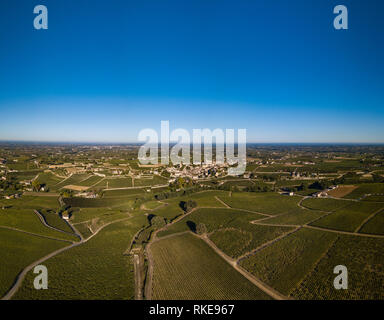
[218,192,301,215]
[14,216,147,300]
[151,232,271,299]
[0,228,67,297]
[359,209,384,235]
[301,198,351,212]
[310,202,384,232]
[291,235,384,299]
[240,228,338,295]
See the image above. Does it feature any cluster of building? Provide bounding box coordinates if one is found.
[166,163,229,181]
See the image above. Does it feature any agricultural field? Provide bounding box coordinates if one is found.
[310,202,384,232]
[291,235,384,299]
[133,175,168,187]
[240,228,338,295]
[149,202,184,222]
[105,177,133,189]
[0,196,60,210]
[0,228,67,297]
[103,188,146,198]
[14,216,147,300]
[0,208,78,242]
[73,211,131,239]
[35,172,65,190]
[150,232,271,299]
[261,208,326,226]
[157,207,293,258]
[301,197,351,212]
[343,183,384,199]
[63,197,134,210]
[76,175,104,187]
[327,185,357,198]
[39,209,75,234]
[1,144,384,300]
[54,174,90,190]
[217,192,302,215]
[359,209,384,235]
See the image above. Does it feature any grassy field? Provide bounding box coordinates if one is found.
[359,209,384,235]
[310,202,384,232]
[150,232,271,299]
[217,192,301,215]
[301,198,351,212]
[14,215,147,300]
[240,228,338,295]
[291,235,384,299]
[0,228,67,298]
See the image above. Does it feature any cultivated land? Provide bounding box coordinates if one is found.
[150,233,271,300]
[1,143,384,300]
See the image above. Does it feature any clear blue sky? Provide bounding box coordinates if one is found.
[0,0,383,143]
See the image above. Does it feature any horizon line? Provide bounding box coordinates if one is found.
[0,139,384,146]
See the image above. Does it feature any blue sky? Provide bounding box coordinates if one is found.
[0,0,383,143]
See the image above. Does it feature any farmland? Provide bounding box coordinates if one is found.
[150,233,271,300]
[292,235,384,299]
[1,143,384,300]
[0,228,67,297]
[239,228,338,295]
[14,216,147,300]
[310,202,384,232]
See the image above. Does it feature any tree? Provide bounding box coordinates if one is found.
[196,223,207,235]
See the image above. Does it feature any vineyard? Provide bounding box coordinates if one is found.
[239,228,338,295]
[291,235,384,299]
[150,232,271,300]
[14,217,146,300]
